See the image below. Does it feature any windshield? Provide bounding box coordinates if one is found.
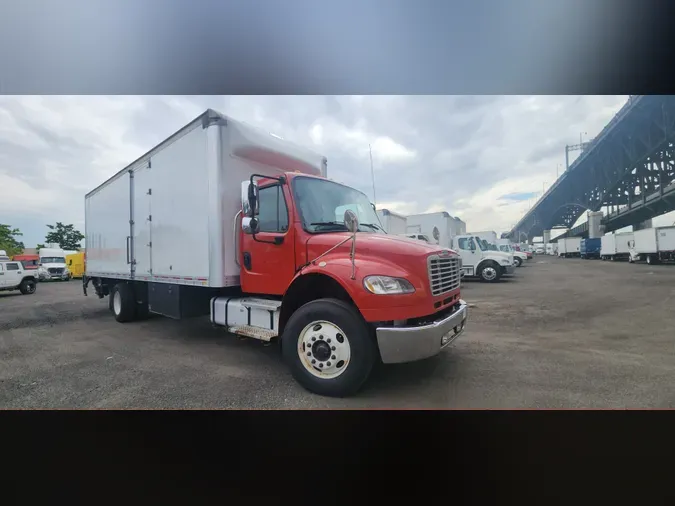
[476,238,488,251]
[292,177,384,234]
[499,244,513,253]
[41,257,65,264]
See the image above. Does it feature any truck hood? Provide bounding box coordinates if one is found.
[304,232,455,264]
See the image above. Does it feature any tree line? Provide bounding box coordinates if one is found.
[0,222,85,256]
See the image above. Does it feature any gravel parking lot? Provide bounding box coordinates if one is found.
[2,257,675,408]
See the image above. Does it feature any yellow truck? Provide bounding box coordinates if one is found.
[65,252,85,279]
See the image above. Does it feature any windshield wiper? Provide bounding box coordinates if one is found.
[358,223,383,232]
[310,221,349,230]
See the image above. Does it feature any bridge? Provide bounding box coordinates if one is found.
[505,95,675,243]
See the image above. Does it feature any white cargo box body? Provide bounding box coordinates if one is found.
[601,232,634,256]
[558,237,581,254]
[85,109,327,288]
[470,231,498,245]
[376,209,407,235]
[406,212,453,247]
[632,227,675,254]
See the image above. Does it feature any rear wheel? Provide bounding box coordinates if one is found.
[282,298,375,397]
[110,283,136,323]
[19,279,37,295]
[513,257,522,267]
[478,261,501,283]
[647,254,659,265]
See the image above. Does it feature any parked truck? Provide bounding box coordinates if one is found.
[580,238,601,259]
[12,254,40,270]
[406,212,454,246]
[495,238,528,267]
[82,109,468,397]
[37,247,71,281]
[376,209,407,235]
[628,226,675,265]
[450,234,515,282]
[600,232,634,261]
[557,237,581,258]
[66,251,86,278]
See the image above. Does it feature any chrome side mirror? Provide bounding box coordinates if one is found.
[241,180,259,217]
[242,217,260,235]
[343,209,359,233]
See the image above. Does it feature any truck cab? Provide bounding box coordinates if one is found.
[37,248,71,281]
[0,260,38,295]
[451,234,515,282]
[495,239,527,266]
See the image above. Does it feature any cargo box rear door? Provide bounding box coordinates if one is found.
[85,172,133,277]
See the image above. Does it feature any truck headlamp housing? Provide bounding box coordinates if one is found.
[363,276,415,295]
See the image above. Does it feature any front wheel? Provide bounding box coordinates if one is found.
[282,298,375,397]
[19,279,37,295]
[514,257,522,267]
[478,262,501,283]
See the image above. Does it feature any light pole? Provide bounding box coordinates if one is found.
[580,131,588,150]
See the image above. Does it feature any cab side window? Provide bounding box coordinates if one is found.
[257,185,289,233]
[458,238,474,250]
[5,263,19,271]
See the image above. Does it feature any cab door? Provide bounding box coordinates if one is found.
[240,183,297,295]
[453,237,478,276]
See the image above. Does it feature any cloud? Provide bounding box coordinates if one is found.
[2,94,671,246]
[501,192,539,202]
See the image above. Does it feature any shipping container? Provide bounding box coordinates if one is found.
[628,226,675,265]
[580,238,601,259]
[600,232,634,261]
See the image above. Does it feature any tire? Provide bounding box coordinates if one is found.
[19,279,37,295]
[478,261,501,283]
[514,257,522,267]
[647,255,659,265]
[281,298,375,397]
[110,283,137,323]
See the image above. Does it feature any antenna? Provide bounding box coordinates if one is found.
[369,144,377,207]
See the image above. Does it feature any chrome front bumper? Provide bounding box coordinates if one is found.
[375,300,468,364]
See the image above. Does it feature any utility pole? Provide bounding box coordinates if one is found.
[369,144,377,207]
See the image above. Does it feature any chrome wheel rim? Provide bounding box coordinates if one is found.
[297,320,351,379]
[482,267,497,281]
[113,291,122,315]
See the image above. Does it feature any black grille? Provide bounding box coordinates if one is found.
[427,254,461,296]
[48,268,64,274]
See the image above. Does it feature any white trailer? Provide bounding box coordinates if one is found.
[406,212,454,247]
[557,237,581,258]
[376,209,407,235]
[628,227,675,265]
[600,232,634,261]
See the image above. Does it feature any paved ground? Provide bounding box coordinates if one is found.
[2,257,675,408]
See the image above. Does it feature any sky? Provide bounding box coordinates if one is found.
[1,95,674,247]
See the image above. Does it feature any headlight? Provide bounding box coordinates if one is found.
[363,276,415,295]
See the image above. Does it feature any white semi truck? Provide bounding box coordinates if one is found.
[82,109,469,398]
[376,209,407,235]
[628,227,675,265]
[600,232,634,261]
[37,247,71,281]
